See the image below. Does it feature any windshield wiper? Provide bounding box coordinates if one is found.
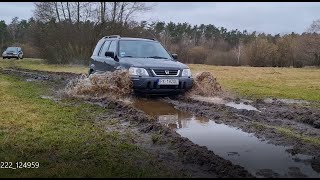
[145,56,168,59]
[122,55,134,58]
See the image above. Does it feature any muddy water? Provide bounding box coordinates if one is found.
[189,95,260,112]
[225,102,261,112]
[133,98,320,178]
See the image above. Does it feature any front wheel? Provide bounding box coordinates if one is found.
[87,69,94,77]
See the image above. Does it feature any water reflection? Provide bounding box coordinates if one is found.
[134,99,211,129]
[133,98,320,178]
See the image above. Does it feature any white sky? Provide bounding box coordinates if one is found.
[1,2,320,35]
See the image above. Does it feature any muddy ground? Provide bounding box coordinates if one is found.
[1,67,320,178]
[166,96,320,156]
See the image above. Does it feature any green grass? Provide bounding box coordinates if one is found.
[1,59,319,102]
[0,58,87,74]
[0,74,181,178]
[250,122,320,146]
[189,64,320,102]
[277,127,320,146]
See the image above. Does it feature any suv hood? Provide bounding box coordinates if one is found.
[120,58,189,69]
[6,50,17,53]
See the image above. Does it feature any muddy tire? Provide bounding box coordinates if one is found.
[87,69,94,77]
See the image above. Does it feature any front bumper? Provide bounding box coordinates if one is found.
[2,54,18,58]
[131,76,193,94]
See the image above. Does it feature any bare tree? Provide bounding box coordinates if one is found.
[308,19,320,33]
[77,2,80,24]
[34,2,56,22]
[7,17,19,42]
[54,2,61,22]
[66,2,72,23]
[237,39,243,65]
[100,2,106,23]
[111,2,119,24]
[60,2,67,21]
[123,2,153,25]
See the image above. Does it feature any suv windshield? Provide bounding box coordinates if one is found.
[6,47,18,52]
[119,40,172,59]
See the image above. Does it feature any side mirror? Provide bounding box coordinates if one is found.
[172,53,178,60]
[105,51,115,59]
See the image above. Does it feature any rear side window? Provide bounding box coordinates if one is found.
[92,39,105,56]
[98,40,111,57]
[108,41,117,53]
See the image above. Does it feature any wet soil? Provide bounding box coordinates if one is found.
[0,67,253,178]
[132,98,320,177]
[2,67,320,178]
[166,96,320,155]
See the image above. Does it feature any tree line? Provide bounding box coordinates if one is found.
[0,2,320,67]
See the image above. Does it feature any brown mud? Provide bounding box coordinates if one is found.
[0,67,253,178]
[166,96,320,155]
[2,67,320,177]
[63,70,133,100]
[186,71,224,97]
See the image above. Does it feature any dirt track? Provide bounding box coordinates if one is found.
[1,67,320,178]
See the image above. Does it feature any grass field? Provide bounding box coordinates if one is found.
[0,73,180,178]
[189,64,320,102]
[0,58,87,74]
[1,58,319,102]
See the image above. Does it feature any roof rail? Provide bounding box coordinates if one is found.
[104,35,121,39]
[145,37,156,41]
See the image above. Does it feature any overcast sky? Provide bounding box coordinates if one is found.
[1,2,320,35]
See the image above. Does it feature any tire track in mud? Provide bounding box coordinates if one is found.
[2,67,320,177]
[166,96,320,156]
[165,96,320,175]
[0,68,253,178]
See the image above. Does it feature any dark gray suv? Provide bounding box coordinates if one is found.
[89,35,193,94]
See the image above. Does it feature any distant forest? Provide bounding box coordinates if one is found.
[1,2,320,67]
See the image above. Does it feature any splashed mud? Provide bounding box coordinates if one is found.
[187,71,222,97]
[62,70,133,100]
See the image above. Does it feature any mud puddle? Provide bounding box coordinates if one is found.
[133,98,320,178]
[190,95,260,112]
[264,98,310,105]
[225,102,260,112]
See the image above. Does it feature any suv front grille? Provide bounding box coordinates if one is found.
[151,69,180,76]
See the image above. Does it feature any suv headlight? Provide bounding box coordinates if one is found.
[182,69,192,77]
[129,67,149,76]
